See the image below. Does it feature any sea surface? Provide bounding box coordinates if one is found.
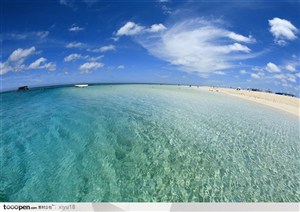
[0,84,299,202]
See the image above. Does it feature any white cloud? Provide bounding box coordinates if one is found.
[286,74,297,83]
[117,65,125,69]
[273,73,297,83]
[89,45,116,53]
[252,66,264,72]
[8,47,36,62]
[157,0,170,2]
[3,31,49,41]
[265,62,280,73]
[227,32,255,43]
[224,43,251,53]
[161,5,172,15]
[116,22,166,36]
[116,22,144,36]
[64,53,104,62]
[66,42,83,48]
[274,74,286,81]
[28,57,56,71]
[69,24,84,32]
[251,73,260,79]
[1,47,56,74]
[257,71,265,77]
[133,18,256,74]
[79,62,104,73]
[3,33,27,40]
[28,57,47,69]
[64,53,83,62]
[36,31,49,38]
[0,62,12,75]
[147,24,167,33]
[285,64,296,72]
[269,17,298,46]
[111,37,119,42]
[214,71,225,75]
[240,70,248,74]
[87,55,104,61]
[250,61,299,86]
[281,83,293,88]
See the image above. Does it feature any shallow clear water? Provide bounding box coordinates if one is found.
[0,84,299,202]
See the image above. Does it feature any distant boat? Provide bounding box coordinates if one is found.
[75,84,88,88]
[18,86,29,91]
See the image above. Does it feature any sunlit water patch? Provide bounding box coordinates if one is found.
[1,84,299,202]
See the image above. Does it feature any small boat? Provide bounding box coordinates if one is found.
[75,84,88,88]
[18,86,29,91]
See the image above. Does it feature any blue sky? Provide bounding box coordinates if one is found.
[1,0,299,95]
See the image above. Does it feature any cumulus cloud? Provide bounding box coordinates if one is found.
[64,53,83,62]
[0,47,56,74]
[116,22,145,36]
[147,24,167,32]
[265,62,280,73]
[79,62,104,73]
[214,71,225,75]
[285,64,296,72]
[36,31,49,38]
[2,31,49,41]
[251,73,260,79]
[224,43,251,53]
[269,17,298,46]
[117,65,125,69]
[28,57,56,71]
[161,5,172,15]
[116,22,167,36]
[286,74,297,83]
[0,62,12,75]
[130,18,256,74]
[87,55,104,61]
[8,47,36,62]
[249,60,299,87]
[240,70,248,74]
[89,45,116,53]
[64,53,104,62]
[66,42,83,48]
[274,74,297,83]
[28,57,47,69]
[227,32,255,43]
[69,24,84,32]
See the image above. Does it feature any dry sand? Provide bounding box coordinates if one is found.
[197,86,300,117]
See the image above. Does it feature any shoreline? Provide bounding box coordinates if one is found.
[197,86,300,117]
[2,83,299,117]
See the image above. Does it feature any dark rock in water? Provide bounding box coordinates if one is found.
[18,86,29,91]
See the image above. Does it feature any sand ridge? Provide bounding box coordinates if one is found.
[196,86,300,117]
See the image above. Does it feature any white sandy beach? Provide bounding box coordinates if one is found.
[197,86,300,117]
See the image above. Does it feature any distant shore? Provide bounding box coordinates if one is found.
[197,86,300,117]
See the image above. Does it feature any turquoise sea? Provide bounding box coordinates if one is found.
[0,84,299,202]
